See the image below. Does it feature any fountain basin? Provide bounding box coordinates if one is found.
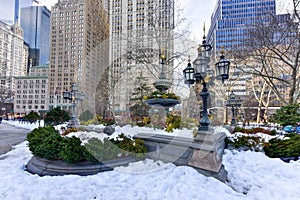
[146,98,180,108]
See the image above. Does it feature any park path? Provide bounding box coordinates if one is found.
[0,122,31,155]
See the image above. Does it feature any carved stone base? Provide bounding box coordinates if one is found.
[194,164,227,182]
[189,129,226,173]
[67,117,80,129]
[188,150,222,172]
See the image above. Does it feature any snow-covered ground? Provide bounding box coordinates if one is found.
[0,120,300,200]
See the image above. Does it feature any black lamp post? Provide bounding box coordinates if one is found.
[226,91,241,126]
[183,35,230,131]
[63,83,84,128]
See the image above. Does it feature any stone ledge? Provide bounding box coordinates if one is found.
[134,132,227,182]
[135,133,193,147]
[26,156,136,176]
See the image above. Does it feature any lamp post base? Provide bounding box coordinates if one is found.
[189,128,227,181]
[67,116,80,129]
[198,126,209,131]
[231,118,236,126]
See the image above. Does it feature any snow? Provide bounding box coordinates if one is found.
[0,120,300,199]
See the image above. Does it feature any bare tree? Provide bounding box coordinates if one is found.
[250,75,274,123]
[109,0,193,115]
[235,0,300,105]
[118,0,192,80]
[0,87,14,115]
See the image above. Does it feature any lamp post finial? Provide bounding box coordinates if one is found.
[203,23,206,39]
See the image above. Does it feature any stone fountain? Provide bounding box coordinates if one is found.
[145,54,180,109]
[135,42,228,182]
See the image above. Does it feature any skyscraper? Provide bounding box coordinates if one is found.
[20,6,51,66]
[48,0,109,115]
[207,0,276,55]
[108,0,175,114]
[14,0,19,23]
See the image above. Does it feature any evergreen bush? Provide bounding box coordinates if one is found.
[263,135,300,158]
[24,111,40,123]
[271,104,300,126]
[59,136,86,163]
[79,110,94,122]
[27,126,59,153]
[44,107,70,126]
[33,133,63,160]
[27,127,146,163]
[226,136,263,152]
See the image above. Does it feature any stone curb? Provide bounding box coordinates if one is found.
[26,156,136,176]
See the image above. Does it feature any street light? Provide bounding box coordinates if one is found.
[63,83,84,128]
[226,91,241,126]
[183,35,230,132]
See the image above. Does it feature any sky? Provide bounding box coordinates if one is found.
[181,0,216,39]
[0,0,293,39]
[0,120,299,199]
[0,0,215,38]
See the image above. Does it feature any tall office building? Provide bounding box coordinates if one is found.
[109,0,175,114]
[20,6,51,66]
[207,0,276,56]
[205,0,295,122]
[48,0,109,115]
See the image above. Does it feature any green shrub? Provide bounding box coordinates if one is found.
[33,133,63,160]
[263,135,300,158]
[44,107,70,126]
[272,104,300,126]
[234,126,244,133]
[145,91,180,100]
[166,124,174,132]
[59,136,86,163]
[84,138,120,161]
[24,111,40,123]
[81,117,100,125]
[79,110,94,122]
[27,127,146,163]
[110,133,146,159]
[226,135,263,151]
[270,129,277,136]
[97,116,115,126]
[285,133,298,138]
[165,114,181,132]
[27,126,59,153]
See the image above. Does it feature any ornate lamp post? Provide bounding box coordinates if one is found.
[226,91,242,126]
[180,29,231,181]
[183,35,230,132]
[63,83,84,128]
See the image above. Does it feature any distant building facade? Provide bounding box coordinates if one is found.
[0,21,27,94]
[207,0,276,56]
[49,0,109,115]
[14,63,49,114]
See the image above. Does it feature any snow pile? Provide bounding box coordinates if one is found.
[1,120,300,199]
[0,142,299,199]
